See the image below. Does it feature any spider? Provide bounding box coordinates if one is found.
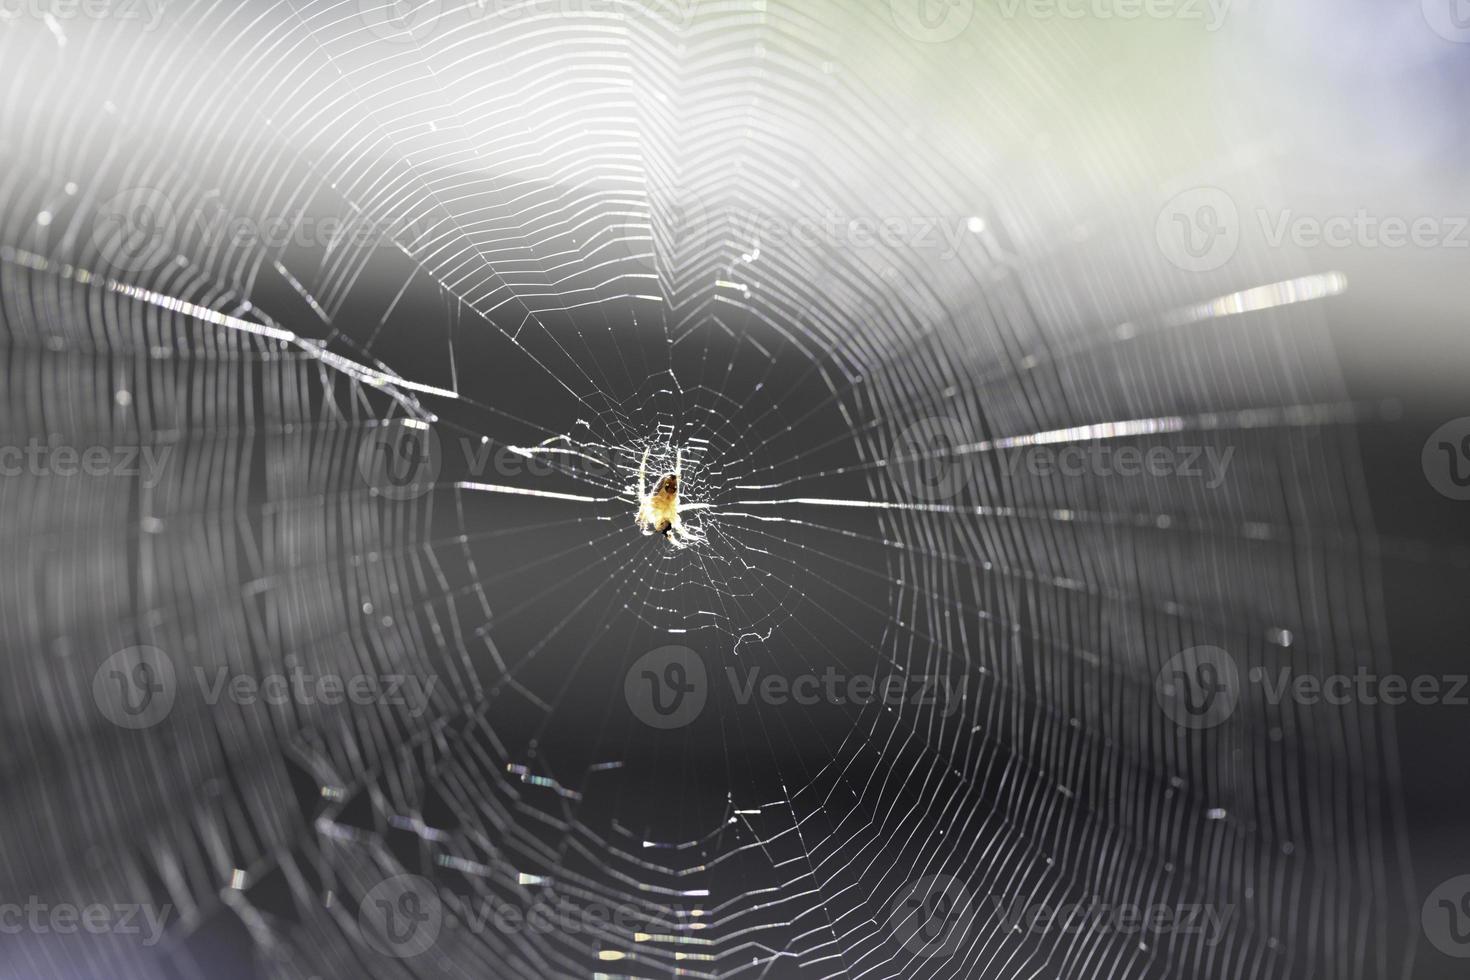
[636,447,703,548]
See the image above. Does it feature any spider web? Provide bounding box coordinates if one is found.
[0,1,1416,979]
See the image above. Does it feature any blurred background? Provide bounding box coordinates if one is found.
[0,0,1466,977]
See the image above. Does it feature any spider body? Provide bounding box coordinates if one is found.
[636,449,702,547]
